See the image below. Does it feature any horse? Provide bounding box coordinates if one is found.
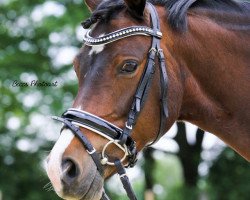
[45,0,250,199]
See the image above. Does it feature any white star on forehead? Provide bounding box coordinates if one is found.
[88,33,106,56]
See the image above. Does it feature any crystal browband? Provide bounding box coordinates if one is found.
[83,26,162,46]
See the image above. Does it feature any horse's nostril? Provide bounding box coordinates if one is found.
[61,159,79,185]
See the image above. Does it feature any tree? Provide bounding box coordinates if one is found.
[143,148,156,200]
[0,0,89,199]
[207,148,250,200]
[142,122,205,200]
[174,122,204,187]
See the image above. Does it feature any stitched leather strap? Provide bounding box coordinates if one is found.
[121,2,168,148]
[101,192,111,200]
[115,160,137,200]
[52,116,104,175]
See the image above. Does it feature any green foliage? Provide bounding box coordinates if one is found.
[153,153,183,199]
[104,153,184,200]
[153,152,200,200]
[0,0,89,199]
[0,147,59,200]
[207,148,250,200]
[105,178,145,200]
[167,185,199,200]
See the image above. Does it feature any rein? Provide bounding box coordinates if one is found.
[52,3,168,200]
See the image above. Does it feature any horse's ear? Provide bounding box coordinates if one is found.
[84,0,102,12]
[124,0,146,17]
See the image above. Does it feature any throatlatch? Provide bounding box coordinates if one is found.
[52,2,168,200]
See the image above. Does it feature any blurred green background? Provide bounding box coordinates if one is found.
[0,0,249,200]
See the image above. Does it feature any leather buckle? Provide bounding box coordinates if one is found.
[125,122,133,130]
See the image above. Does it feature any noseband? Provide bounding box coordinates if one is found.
[52,3,168,200]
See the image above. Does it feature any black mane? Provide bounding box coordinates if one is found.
[82,0,249,31]
[153,0,249,31]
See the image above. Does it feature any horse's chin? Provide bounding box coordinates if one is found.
[79,172,104,200]
[56,170,104,200]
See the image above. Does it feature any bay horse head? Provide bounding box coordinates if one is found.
[46,0,175,199]
[45,0,250,199]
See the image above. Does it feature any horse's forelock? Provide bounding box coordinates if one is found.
[82,0,125,29]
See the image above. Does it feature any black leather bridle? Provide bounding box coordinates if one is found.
[52,3,168,200]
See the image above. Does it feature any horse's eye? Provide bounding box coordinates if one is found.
[120,61,138,74]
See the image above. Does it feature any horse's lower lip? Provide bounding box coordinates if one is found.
[79,170,103,200]
[57,169,103,200]
[81,170,97,198]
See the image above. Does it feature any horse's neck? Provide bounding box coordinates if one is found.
[190,7,250,32]
[165,10,250,161]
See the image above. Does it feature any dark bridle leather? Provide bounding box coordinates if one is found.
[52,3,168,200]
